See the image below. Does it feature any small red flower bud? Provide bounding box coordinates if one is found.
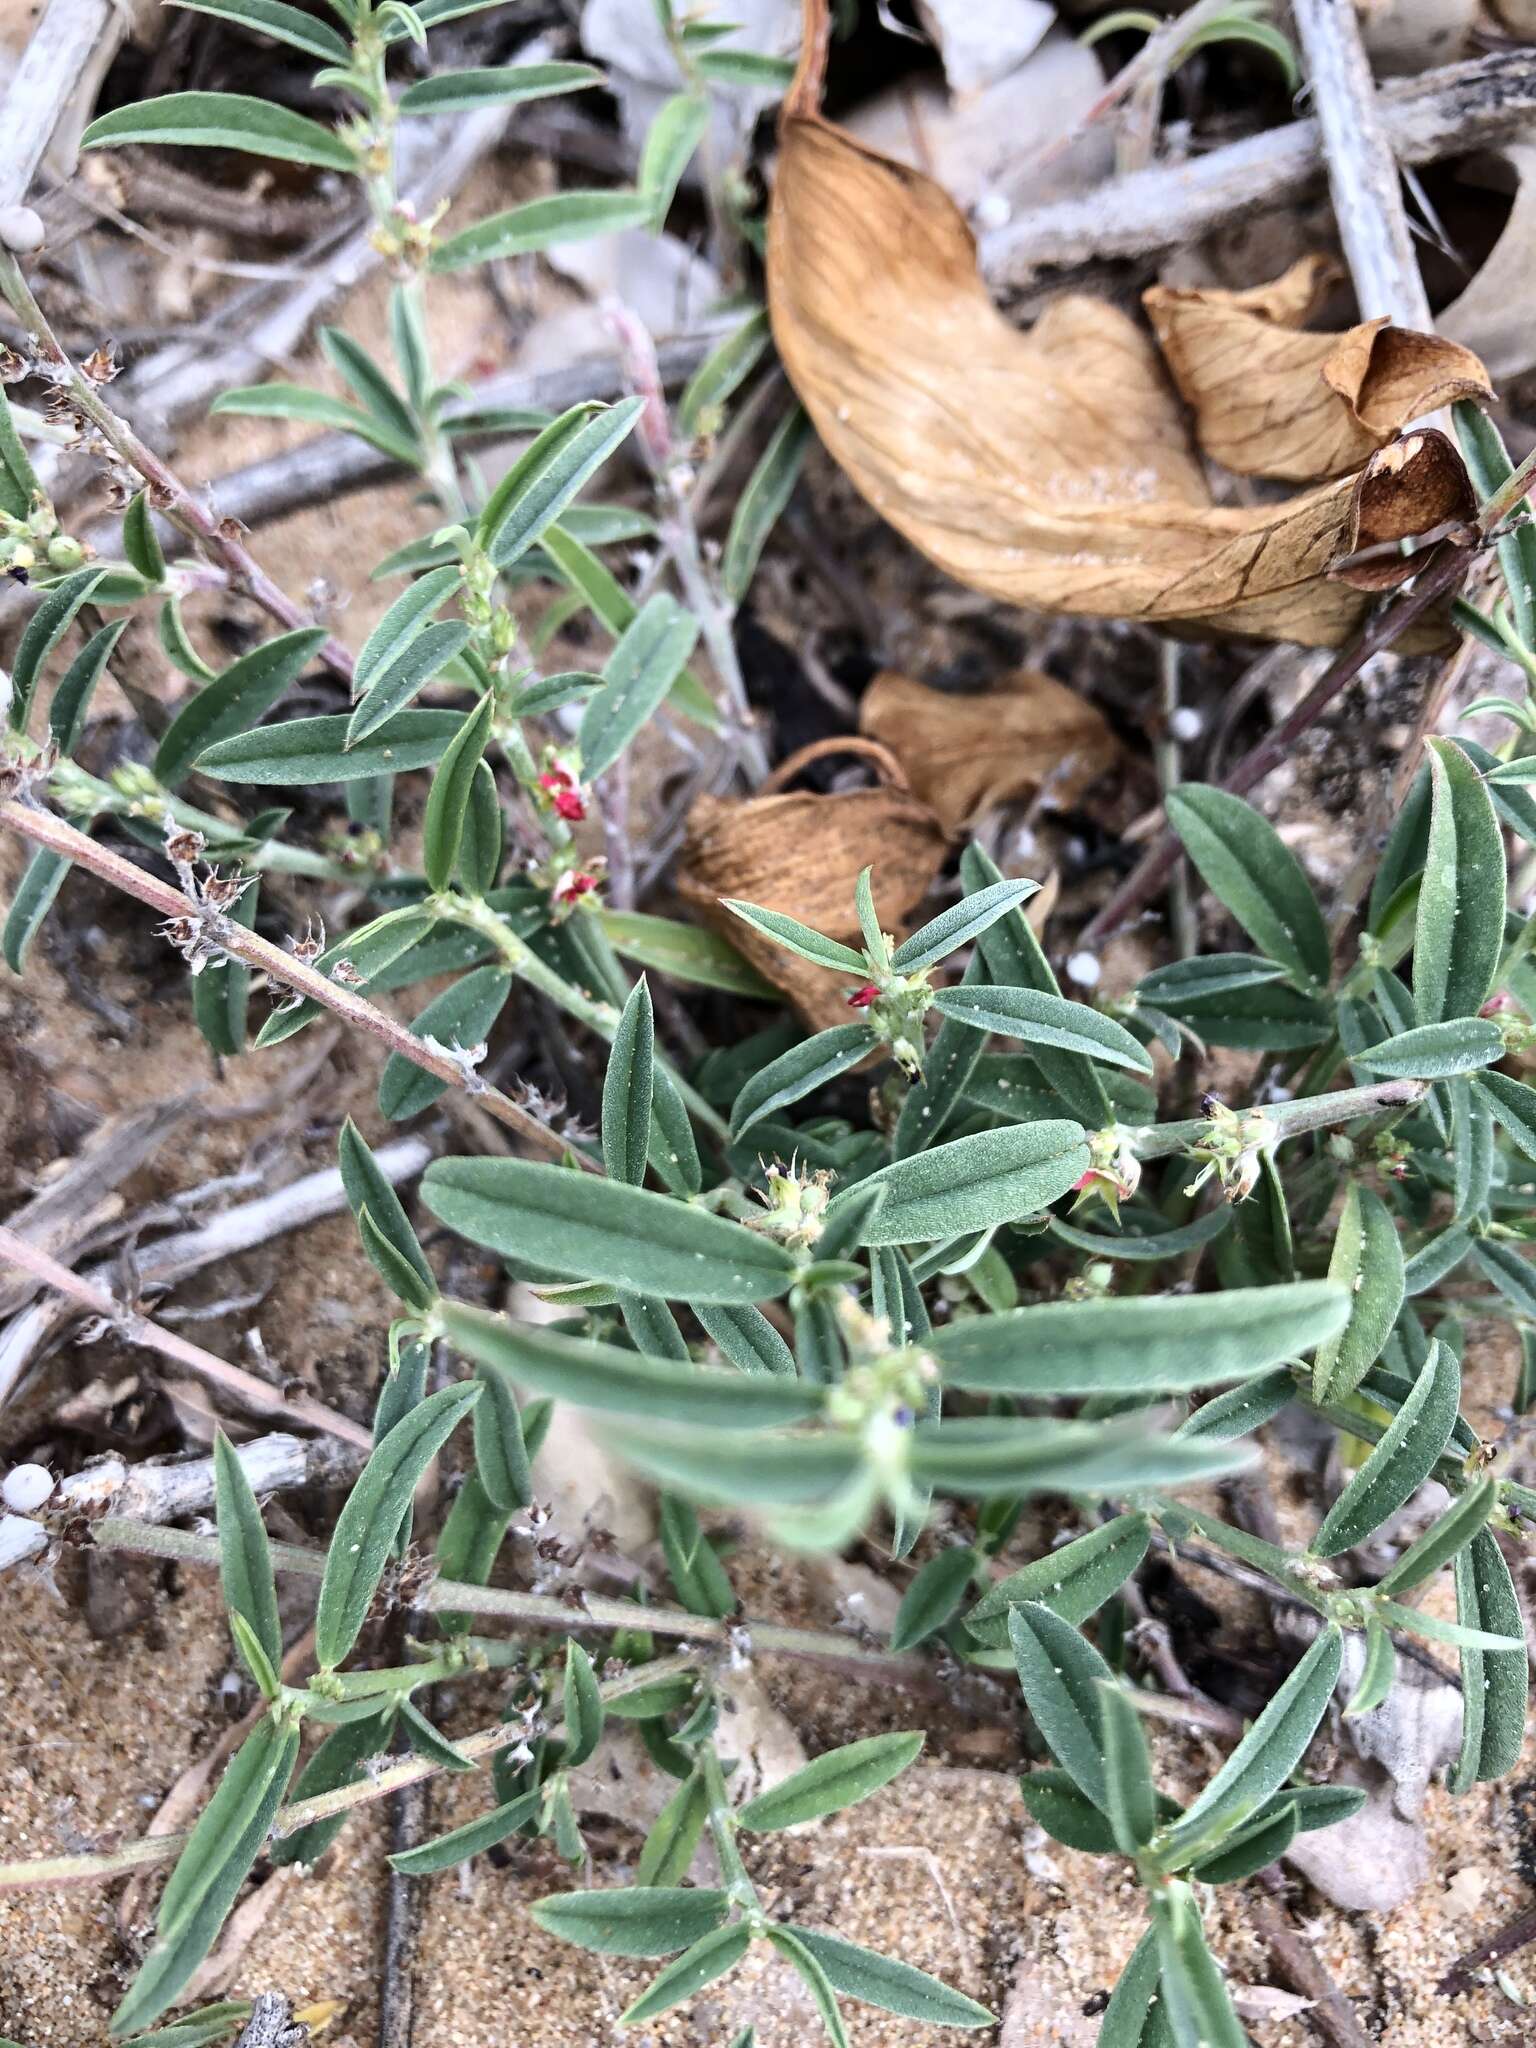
[846,983,878,1009]
[552,788,586,822]
[554,869,598,905]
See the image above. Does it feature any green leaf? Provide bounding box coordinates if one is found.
[721,898,865,974]
[122,489,167,584]
[1049,1206,1233,1265]
[120,1999,255,2048]
[603,977,656,1183]
[158,594,216,684]
[722,404,813,601]
[562,1642,605,1768]
[1456,401,1536,647]
[579,593,701,779]
[347,620,472,747]
[620,1920,753,2022]
[694,1301,796,1378]
[315,1382,480,1669]
[423,1158,798,1303]
[422,692,493,891]
[1376,1596,1522,1652]
[932,984,1154,1073]
[640,91,710,224]
[1475,1067,1536,1166]
[200,707,465,783]
[1158,1628,1343,1866]
[678,310,772,438]
[477,398,645,569]
[913,1418,1250,1498]
[354,564,464,695]
[1352,1016,1504,1079]
[1343,1617,1398,1719]
[1137,953,1285,1004]
[1020,1769,1152,1855]
[1176,1370,1295,1442]
[111,1716,300,2036]
[1094,1926,1165,2048]
[1311,1184,1405,1406]
[1099,1681,1157,1853]
[841,1121,1088,1246]
[389,1786,542,1874]
[1151,1885,1246,2048]
[660,1494,736,1616]
[171,0,351,61]
[1007,1602,1112,1807]
[83,91,357,170]
[766,1927,847,2048]
[609,1419,863,1508]
[378,965,512,1121]
[788,1928,993,2028]
[432,191,655,271]
[637,1770,710,1886]
[1311,1341,1460,1556]
[399,59,603,114]
[890,1545,976,1652]
[9,568,106,732]
[531,1885,732,1956]
[439,1300,819,1426]
[1403,1224,1473,1295]
[1452,1527,1528,1789]
[399,1695,473,1773]
[468,1356,534,1514]
[737,1731,924,1831]
[49,618,126,754]
[693,46,796,85]
[1415,738,1505,1023]
[730,1022,880,1136]
[212,1432,281,1686]
[1471,1236,1536,1319]
[540,521,719,727]
[932,1282,1345,1396]
[891,878,1039,973]
[967,1514,1150,1645]
[154,626,326,788]
[0,383,39,516]
[1166,784,1330,990]
[3,846,71,974]
[601,908,775,998]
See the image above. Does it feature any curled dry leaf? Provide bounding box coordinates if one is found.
[1144,255,1492,483]
[859,667,1120,836]
[675,738,947,1029]
[1439,144,1536,380]
[767,0,1485,649]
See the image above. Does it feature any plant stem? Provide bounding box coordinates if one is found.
[0,798,587,1165]
[1129,1079,1428,1160]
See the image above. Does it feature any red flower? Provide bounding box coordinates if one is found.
[552,788,586,822]
[554,869,598,906]
[539,766,587,823]
[846,983,878,1009]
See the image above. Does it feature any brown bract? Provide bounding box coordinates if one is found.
[860,667,1120,836]
[675,739,947,1031]
[766,0,1484,650]
[1144,254,1492,482]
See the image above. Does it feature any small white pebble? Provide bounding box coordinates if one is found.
[2,1462,54,1513]
[1065,950,1101,989]
[1169,706,1204,742]
[0,205,45,254]
[973,190,1011,230]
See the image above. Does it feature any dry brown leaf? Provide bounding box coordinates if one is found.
[1439,144,1536,380]
[766,0,1482,650]
[860,668,1120,835]
[675,738,947,1030]
[1144,255,1492,482]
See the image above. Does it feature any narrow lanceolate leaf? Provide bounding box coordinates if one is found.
[601,907,775,998]
[377,966,512,1122]
[400,1696,473,1773]
[894,949,987,1158]
[1311,1184,1405,1406]
[1379,1478,1497,1600]
[212,1432,282,1686]
[767,1927,848,2048]
[731,1023,880,1136]
[561,1642,605,1768]
[110,1716,300,2036]
[1477,1068,1536,1166]
[1099,1681,1157,1854]
[890,877,1039,973]
[605,1418,862,1509]
[721,898,866,974]
[679,309,772,437]
[1415,738,1506,1022]
[932,1283,1346,1397]
[1018,1770,1123,1854]
[1007,1603,1112,1807]
[736,1731,924,1832]
[1344,1617,1397,1719]
[433,190,655,271]
[531,1885,732,1957]
[620,1921,753,2023]
[173,0,351,60]
[354,564,464,695]
[1151,1884,1247,2048]
[1177,1370,1296,1442]
[82,92,357,171]
[790,1928,993,2028]
[1452,1528,1528,1789]
[932,984,1153,1073]
[338,1117,435,1306]
[1472,1237,1536,1320]
[200,708,465,783]
[721,404,813,601]
[967,1515,1150,1645]
[154,627,326,788]
[477,398,645,568]
[1188,1799,1300,1885]
[3,847,71,974]
[422,692,494,891]
[579,593,701,778]
[470,1354,534,1514]
[8,567,105,731]
[1160,1629,1342,1867]
[48,618,126,754]
[695,1301,796,1378]
[398,59,603,114]
[423,1158,798,1303]
[388,1786,542,1874]
[839,1122,1089,1246]
[438,1300,820,1427]
[1351,1016,1504,1079]
[1311,1341,1460,1556]
[603,978,656,1183]
[1094,1926,1164,2048]
[912,1418,1251,1498]
[347,619,472,746]
[1403,1224,1473,1295]
[1166,784,1331,990]
[890,1545,976,1652]
[315,1382,480,1669]
[636,1770,710,1886]
[121,489,166,584]
[640,90,710,223]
